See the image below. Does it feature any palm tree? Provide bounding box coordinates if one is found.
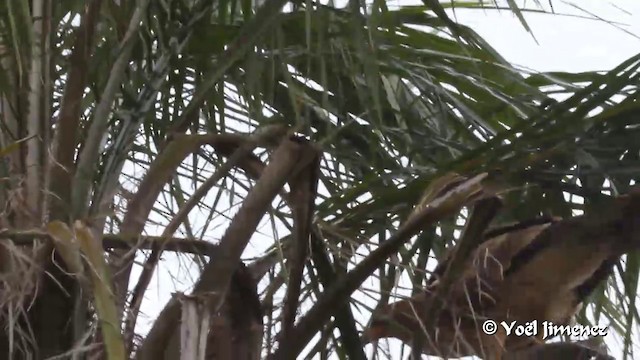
[0,0,638,359]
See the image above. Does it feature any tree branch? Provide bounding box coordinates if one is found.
[278,149,320,341]
[267,173,491,359]
[136,135,319,359]
[48,0,103,219]
[123,125,288,351]
[0,230,219,256]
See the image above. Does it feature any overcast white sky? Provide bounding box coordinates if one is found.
[133,1,640,359]
[451,0,640,72]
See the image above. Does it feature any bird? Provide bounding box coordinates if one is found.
[362,189,640,359]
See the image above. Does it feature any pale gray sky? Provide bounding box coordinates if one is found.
[451,0,640,72]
